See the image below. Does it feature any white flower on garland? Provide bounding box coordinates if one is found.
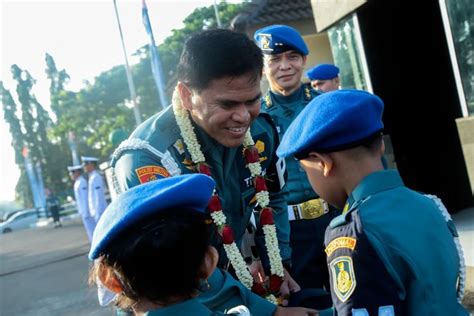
[210,209,227,227]
[223,242,254,289]
[263,225,284,277]
[172,87,284,300]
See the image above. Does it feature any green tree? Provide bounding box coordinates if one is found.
[45,52,70,117]
[50,65,135,159]
[10,65,66,201]
[135,1,245,115]
[0,82,32,206]
[4,2,246,203]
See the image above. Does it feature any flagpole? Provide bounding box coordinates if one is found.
[213,0,222,27]
[142,0,168,109]
[113,0,142,126]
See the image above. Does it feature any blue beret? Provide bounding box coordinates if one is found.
[306,64,340,80]
[254,25,308,55]
[277,90,384,158]
[89,174,215,260]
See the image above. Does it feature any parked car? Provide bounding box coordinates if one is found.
[0,210,39,233]
[2,210,21,222]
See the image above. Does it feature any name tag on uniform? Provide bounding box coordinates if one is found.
[276,157,286,189]
[276,126,281,134]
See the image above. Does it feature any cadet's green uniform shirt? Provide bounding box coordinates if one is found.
[146,298,216,316]
[202,268,276,315]
[146,269,277,316]
[325,169,467,315]
[262,83,320,205]
[112,105,290,262]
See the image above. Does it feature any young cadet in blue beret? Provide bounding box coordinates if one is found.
[254,24,338,306]
[306,64,340,93]
[111,29,299,307]
[88,174,317,316]
[277,89,468,315]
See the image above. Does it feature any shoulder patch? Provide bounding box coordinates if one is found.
[325,237,357,257]
[330,256,357,303]
[135,165,170,184]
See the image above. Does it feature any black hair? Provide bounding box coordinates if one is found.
[96,208,210,307]
[177,29,263,92]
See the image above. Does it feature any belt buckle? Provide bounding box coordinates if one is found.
[300,199,327,219]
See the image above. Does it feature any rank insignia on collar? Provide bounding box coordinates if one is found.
[173,139,185,155]
[255,140,265,153]
[264,94,272,109]
[304,85,312,100]
[330,256,356,303]
[255,140,268,162]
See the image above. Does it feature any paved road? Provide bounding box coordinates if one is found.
[0,217,112,316]
[1,209,472,315]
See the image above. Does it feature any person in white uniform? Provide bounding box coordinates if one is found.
[68,165,95,241]
[82,157,108,223]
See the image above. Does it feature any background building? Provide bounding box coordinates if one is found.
[234,0,473,212]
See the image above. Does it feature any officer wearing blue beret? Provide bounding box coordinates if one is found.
[254,24,338,303]
[306,64,340,93]
[111,29,300,307]
[89,174,317,316]
[277,89,468,315]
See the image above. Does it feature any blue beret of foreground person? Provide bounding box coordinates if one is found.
[254,24,309,55]
[88,174,318,316]
[88,174,214,260]
[306,64,340,81]
[277,89,384,159]
[277,90,468,315]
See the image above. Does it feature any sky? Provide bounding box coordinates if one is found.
[0,0,240,203]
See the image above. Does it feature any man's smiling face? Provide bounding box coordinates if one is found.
[183,72,262,148]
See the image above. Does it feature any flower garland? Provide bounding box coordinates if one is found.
[172,89,284,303]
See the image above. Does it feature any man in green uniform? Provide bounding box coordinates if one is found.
[254,25,339,301]
[277,89,468,315]
[306,64,340,93]
[111,29,300,312]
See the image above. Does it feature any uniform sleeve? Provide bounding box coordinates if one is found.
[89,175,102,214]
[324,211,403,315]
[201,269,276,316]
[78,179,90,217]
[113,150,171,192]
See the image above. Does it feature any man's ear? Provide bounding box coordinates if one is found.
[176,81,193,111]
[307,152,333,177]
[97,263,123,294]
[200,246,218,279]
[302,55,307,66]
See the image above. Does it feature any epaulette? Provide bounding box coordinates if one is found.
[329,210,355,229]
[329,196,372,228]
[261,91,273,110]
[110,138,181,176]
[302,82,320,101]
